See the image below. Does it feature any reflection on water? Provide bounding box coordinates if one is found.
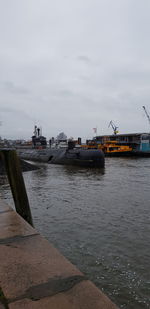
[63,164,105,175]
[0,158,150,309]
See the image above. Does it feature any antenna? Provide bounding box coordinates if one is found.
[143,106,150,127]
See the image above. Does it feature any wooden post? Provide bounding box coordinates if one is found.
[0,149,33,226]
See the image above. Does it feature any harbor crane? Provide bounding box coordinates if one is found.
[0,121,2,140]
[108,120,119,135]
[142,106,150,127]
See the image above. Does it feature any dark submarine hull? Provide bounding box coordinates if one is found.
[17,148,105,168]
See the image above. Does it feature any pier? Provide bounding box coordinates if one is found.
[0,199,118,308]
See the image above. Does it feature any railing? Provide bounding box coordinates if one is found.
[0,149,33,226]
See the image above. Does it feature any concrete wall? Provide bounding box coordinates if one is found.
[0,199,119,309]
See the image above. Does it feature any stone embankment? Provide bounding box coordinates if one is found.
[0,199,119,309]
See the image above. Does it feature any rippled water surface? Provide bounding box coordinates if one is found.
[0,157,150,308]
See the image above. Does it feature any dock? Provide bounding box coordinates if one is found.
[0,199,118,309]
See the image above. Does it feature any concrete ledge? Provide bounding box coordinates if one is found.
[0,199,13,213]
[0,199,119,308]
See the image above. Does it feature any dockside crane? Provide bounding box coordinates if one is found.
[108,120,119,135]
[143,106,150,128]
[0,120,2,136]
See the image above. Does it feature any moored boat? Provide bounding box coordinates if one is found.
[17,128,105,168]
[97,140,133,156]
[91,133,150,157]
[17,147,105,168]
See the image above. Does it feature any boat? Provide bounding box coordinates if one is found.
[97,140,133,156]
[17,127,105,168]
[17,144,105,168]
[92,133,150,157]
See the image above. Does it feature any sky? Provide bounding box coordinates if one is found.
[0,0,150,140]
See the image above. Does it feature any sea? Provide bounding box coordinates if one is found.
[0,157,150,309]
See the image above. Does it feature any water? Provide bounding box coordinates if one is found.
[0,157,150,308]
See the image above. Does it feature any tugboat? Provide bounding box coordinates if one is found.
[17,127,105,168]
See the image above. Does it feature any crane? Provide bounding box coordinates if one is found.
[0,121,2,140]
[108,120,119,135]
[142,106,150,127]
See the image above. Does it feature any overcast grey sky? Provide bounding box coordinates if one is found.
[0,0,150,140]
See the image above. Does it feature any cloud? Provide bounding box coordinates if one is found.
[0,81,29,95]
[0,106,35,139]
[0,0,150,140]
[77,56,91,63]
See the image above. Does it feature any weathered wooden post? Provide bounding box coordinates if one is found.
[0,149,33,226]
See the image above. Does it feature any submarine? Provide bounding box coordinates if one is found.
[17,127,105,168]
[18,146,105,168]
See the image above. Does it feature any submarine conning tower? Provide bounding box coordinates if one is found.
[32,125,47,148]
